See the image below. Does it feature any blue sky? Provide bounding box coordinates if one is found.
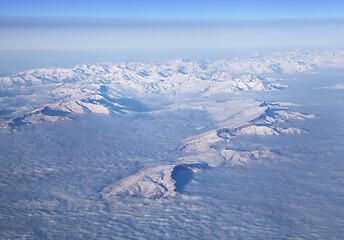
[1,0,344,19]
[0,0,344,50]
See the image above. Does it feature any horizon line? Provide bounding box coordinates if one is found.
[1,16,344,29]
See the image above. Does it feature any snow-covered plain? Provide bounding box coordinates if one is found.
[0,50,344,239]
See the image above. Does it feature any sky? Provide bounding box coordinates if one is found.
[0,0,344,50]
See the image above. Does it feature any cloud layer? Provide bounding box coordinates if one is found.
[1,16,344,29]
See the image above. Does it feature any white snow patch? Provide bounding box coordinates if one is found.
[318,84,344,89]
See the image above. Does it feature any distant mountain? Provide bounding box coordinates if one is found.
[2,49,341,128]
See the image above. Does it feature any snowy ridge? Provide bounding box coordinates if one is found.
[219,149,278,166]
[211,49,344,74]
[0,86,148,128]
[1,50,344,89]
[103,101,313,199]
[102,165,177,199]
[0,62,285,93]
[0,106,71,129]
[179,101,311,167]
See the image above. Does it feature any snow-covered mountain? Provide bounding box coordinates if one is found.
[102,100,315,200]
[1,49,344,89]
[1,50,343,128]
[0,69,282,128]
